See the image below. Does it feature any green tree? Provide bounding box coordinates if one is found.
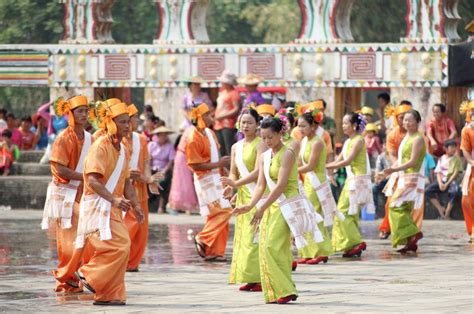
[111,0,158,44]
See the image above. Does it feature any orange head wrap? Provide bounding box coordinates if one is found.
[95,98,129,137]
[460,100,474,123]
[128,104,139,117]
[54,95,89,128]
[189,103,210,129]
[256,104,276,117]
[385,103,412,127]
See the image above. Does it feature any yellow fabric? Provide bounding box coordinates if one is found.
[361,106,374,116]
[256,104,276,117]
[385,104,412,127]
[97,100,129,137]
[270,145,298,198]
[460,100,474,122]
[189,103,210,129]
[55,96,89,128]
[305,101,324,111]
[128,104,138,117]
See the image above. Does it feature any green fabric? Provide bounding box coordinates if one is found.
[12,145,20,160]
[259,203,297,303]
[298,135,332,258]
[270,145,298,198]
[331,135,366,252]
[447,155,463,183]
[229,137,261,284]
[389,132,425,247]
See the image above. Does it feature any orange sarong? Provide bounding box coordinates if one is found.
[196,202,232,257]
[124,200,149,269]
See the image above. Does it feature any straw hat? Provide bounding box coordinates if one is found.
[151,126,175,135]
[238,73,264,86]
[185,76,205,84]
[361,106,374,116]
[217,70,237,85]
[365,123,379,132]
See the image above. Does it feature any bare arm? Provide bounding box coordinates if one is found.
[463,149,474,166]
[232,155,267,214]
[87,173,132,212]
[388,137,424,173]
[327,138,363,170]
[189,158,227,172]
[234,142,266,187]
[298,139,323,174]
[54,162,83,181]
[124,178,144,223]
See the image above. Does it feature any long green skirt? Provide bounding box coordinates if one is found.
[388,201,419,247]
[298,179,333,258]
[259,203,297,303]
[332,182,363,252]
[229,186,260,284]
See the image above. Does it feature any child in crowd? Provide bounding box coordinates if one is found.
[0,129,20,176]
[19,116,36,150]
[425,140,463,219]
[424,152,436,184]
[364,123,382,168]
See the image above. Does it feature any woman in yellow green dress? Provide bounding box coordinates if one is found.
[326,112,374,257]
[221,107,265,292]
[377,109,425,253]
[296,110,334,264]
[233,117,298,304]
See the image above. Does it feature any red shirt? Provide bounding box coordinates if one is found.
[426,116,456,157]
[214,89,240,130]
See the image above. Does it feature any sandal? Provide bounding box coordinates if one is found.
[65,280,79,289]
[379,231,390,239]
[93,300,126,306]
[74,271,96,293]
[193,236,206,258]
[204,256,227,262]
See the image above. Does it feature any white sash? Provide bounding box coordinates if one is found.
[129,132,140,170]
[75,143,126,248]
[235,139,257,193]
[41,130,92,230]
[263,149,323,249]
[342,137,376,215]
[193,128,231,216]
[389,135,425,210]
[462,151,473,196]
[300,136,343,226]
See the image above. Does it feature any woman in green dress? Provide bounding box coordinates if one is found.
[221,107,266,291]
[233,117,298,304]
[326,112,374,258]
[377,109,425,253]
[296,110,334,264]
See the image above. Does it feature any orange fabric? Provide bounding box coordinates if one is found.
[196,202,232,257]
[92,128,106,142]
[461,126,474,236]
[83,136,130,222]
[214,89,240,130]
[124,200,148,269]
[52,202,83,293]
[379,196,391,232]
[386,126,406,156]
[50,127,84,203]
[124,133,149,202]
[185,127,220,178]
[379,189,424,232]
[79,219,130,302]
[291,127,333,154]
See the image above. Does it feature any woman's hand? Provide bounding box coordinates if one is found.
[220,177,236,188]
[223,185,234,200]
[250,207,265,227]
[232,205,252,216]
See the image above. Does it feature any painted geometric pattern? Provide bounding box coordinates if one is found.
[0,51,48,86]
[246,54,276,79]
[346,53,376,80]
[103,55,130,80]
[195,55,224,80]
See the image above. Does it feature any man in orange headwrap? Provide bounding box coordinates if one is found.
[460,100,474,242]
[41,95,92,293]
[378,101,424,238]
[91,98,122,141]
[186,103,232,261]
[123,104,160,271]
[74,99,144,306]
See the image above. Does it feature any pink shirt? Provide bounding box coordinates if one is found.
[365,134,382,157]
[0,127,22,148]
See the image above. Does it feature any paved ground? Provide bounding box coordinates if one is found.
[0,210,473,313]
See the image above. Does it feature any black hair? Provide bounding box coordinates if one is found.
[316,99,327,109]
[278,110,295,128]
[21,116,32,123]
[377,93,390,103]
[260,117,284,133]
[6,113,15,120]
[240,107,261,124]
[444,139,457,148]
[345,112,365,132]
[433,103,446,113]
[2,129,12,138]
[144,105,153,113]
[300,112,316,125]
[405,109,421,123]
[151,116,161,124]
[400,100,412,106]
[0,108,6,116]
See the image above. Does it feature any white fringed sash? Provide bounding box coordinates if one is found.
[193,128,231,217]
[75,143,125,248]
[389,135,425,210]
[342,138,376,215]
[263,149,323,249]
[129,132,140,170]
[41,131,91,230]
[300,136,343,226]
[235,139,257,193]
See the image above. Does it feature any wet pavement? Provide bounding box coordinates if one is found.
[0,210,473,312]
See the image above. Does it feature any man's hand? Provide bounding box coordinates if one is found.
[219,156,231,168]
[149,171,164,183]
[130,170,142,181]
[133,206,145,224]
[112,197,132,212]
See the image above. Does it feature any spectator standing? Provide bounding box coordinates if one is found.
[238,73,265,107]
[182,77,213,128]
[426,103,457,158]
[31,114,48,149]
[215,71,240,157]
[426,140,463,219]
[148,126,176,214]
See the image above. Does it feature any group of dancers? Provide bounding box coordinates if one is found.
[39,94,474,305]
